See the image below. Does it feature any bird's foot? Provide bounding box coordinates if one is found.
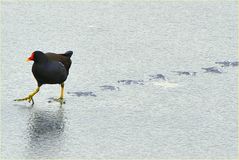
[53,97,65,104]
[14,95,34,104]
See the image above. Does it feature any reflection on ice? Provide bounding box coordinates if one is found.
[26,108,65,158]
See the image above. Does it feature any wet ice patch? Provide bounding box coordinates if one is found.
[215,61,230,67]
[100,85,120,91]
[172,71,197,76]
[148,74,166,80]
[117,80,144,85]
[215,61,239,67]
[231,61,239,66]
[201,67,223,73]
[67,91,97,97]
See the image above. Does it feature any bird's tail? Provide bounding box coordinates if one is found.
[63,51,73,58]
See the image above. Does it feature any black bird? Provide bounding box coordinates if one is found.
[15,50,73,104]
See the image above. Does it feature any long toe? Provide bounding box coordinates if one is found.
[14,97,29,101]
[14,95,34,104]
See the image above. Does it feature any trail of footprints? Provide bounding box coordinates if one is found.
[68,60,238,97]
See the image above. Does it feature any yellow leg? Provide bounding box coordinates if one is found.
[14,87,40,104]
[53,83,65,104]
[60,83,64,99]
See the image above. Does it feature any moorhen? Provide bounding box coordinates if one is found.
[15,50,73,104]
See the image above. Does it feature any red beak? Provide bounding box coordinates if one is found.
[26,53,34,62]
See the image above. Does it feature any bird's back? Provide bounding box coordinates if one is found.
[45,51,73,74]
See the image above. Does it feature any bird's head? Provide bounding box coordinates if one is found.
[27,51,47,63]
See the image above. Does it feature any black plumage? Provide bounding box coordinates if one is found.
[15,50,73,104]
[31,51,72,86]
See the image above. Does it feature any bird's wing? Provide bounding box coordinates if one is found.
[45,53,72,73]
